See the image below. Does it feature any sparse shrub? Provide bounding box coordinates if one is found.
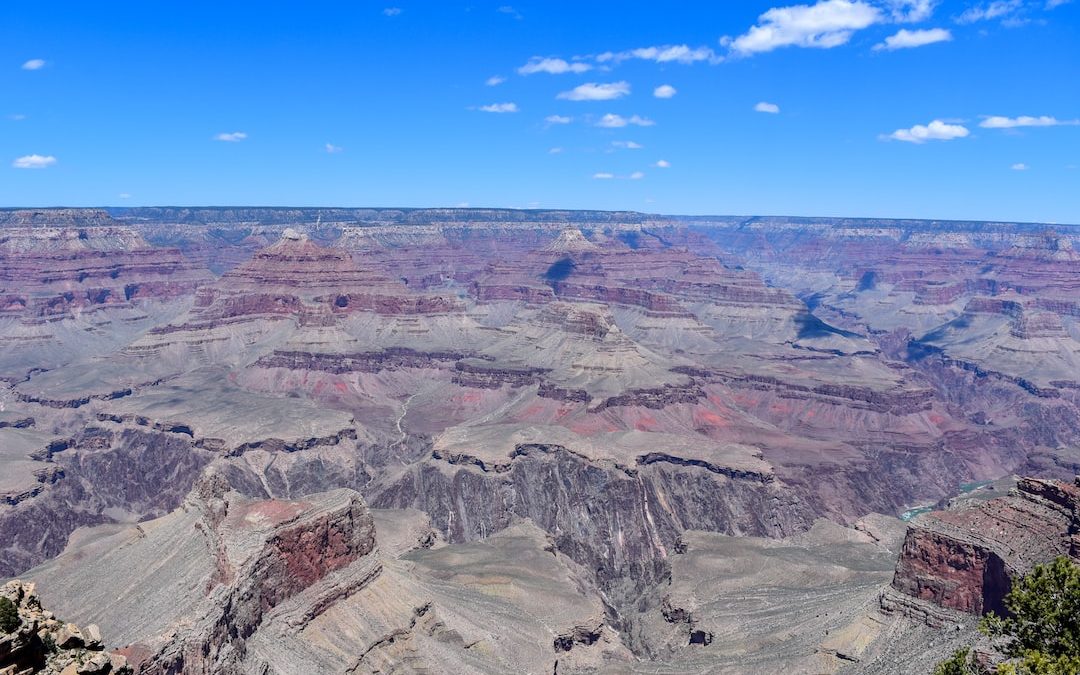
[0,596,20,633]
[41,632,58,653]
[934,647,977,675]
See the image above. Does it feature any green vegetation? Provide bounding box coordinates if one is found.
[981,557,1080,657]
[936,556,1080,675]
[934,647,977,675]
[0,595,19,633]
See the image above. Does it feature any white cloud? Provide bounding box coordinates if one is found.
[882,0,937,22]
[557,81,630,101]
[653,84,677,99]
[478,102,519,113]
[629,171,645,180]
[21,59,46,70]
[119,193,132,199]
[597,45,721,65]
[12,154,57,169]
[873,27,952,50]
[549,147,564,154]
[725,0,883,55]
[596,113,655,128]
[1011,163,1029,170]
[1046,0,1072,8]
[498,5,523,19]
[214,131,247,142]
[655,159,671,168]
[486,75,506,86]
[325,143,344,153]
[957,0,1022,23]
[545,114,572,124]
[8,114,27,121]
[382,7,401,16]
[755,101,781,113]
[612,140,644,149]
[980,115,1079,128]
[593,172,615,179]
[456,201,470,208]
[885,119,969,143]
[518,57,592,75]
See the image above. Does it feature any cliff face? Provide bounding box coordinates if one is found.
[4,208,1080,672]
[140,477,379,674]
[887,477,1080,618]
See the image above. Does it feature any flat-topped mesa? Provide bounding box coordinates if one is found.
[544,228,601,253]
[0,208,119,229]
[0,226,211,318]
[0,225,146,254]
[886,477,1080,621]
[190,230,458,320]
[473,232,797,316]
[998,231,1080,263]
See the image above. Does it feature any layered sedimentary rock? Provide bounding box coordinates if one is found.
[25,475,634,674]
[3,208,1080,673]
[886,477,1080,618]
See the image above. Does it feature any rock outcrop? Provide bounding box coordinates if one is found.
[886,477,1080,619]
[0,580,131,675]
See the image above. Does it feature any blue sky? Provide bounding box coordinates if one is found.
[2,1,1078,222]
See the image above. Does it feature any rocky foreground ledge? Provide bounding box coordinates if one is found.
[883,476,1080,625]
[0,581,131,675]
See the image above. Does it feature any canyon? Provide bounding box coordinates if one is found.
[1,207,1078,673]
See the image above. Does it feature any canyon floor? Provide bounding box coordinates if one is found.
[1,207,1078,673]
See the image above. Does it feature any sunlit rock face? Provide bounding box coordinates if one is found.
[2,208,1080,673]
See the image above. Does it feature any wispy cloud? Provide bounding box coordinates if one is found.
[119,193,132,199]
[478,102,519,113]
[498,5,523,19]
[12,154,57,169]
[557,81,630,101]
[486,75,506,86]
[956,0,1022,23]
[980,115,1079,128]
[545,114,573,125]
[883,0,937,22]
[549,147,564,154]
[597,45,721,65]
[593,170,645,180]
[596,113,654,128]
[874,27,952,50]
[724,0,882,55]
[1011,162,1029,170]
[1046,0,1072,8]
[518,57,591,75]
[611,140,644,149]
[884,119,969,143]
[655,159,671,168]
[21,59,46,70]
[214,131,248,142]
[382,7,401,16]
[754,101,781,114]
[8,114,27,121]
[653,84,677,99]
[325,143,344,153]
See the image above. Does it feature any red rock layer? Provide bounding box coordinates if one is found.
[890,477,1080,615]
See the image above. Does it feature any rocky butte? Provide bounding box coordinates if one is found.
[1,207,1079,673]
